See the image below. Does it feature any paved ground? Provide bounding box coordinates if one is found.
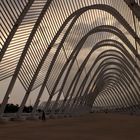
[0,113,140,140]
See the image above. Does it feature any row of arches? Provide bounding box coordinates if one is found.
[0,0,140,116]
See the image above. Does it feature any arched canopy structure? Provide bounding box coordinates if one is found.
[0,0,140,116]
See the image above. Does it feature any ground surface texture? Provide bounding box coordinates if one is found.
[0,113,140,140]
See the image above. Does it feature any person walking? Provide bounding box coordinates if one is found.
[42,110,46,121]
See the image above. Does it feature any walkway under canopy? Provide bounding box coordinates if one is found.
[0,0,140,117]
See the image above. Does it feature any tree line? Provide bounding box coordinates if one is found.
[0,104,33,113]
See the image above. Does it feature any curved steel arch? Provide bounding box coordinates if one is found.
[88,57,138,95]
[95,78,127,109]
[20,4,139,115]
[97,80,134,109]
[70,50,139,111]
[85,55,139,100]
[95,69,138,104]
[57,42,138,113]
[1,1,140,116]
[56,52,140,114]
[85,77,127,110]
[0,0,35,61]
[0,0,53,115]
[92,79,129,111]
[31,24,139,115]
[61,41,139,101]
[24,5,140,96]
[46,26,139,114]
[77,49,139,103]
[44,24,138,98]
[84,60,140,108]
[37,4,140,94]
[79,69,136,112]
[67,55,139,112]
[89,70,138,109]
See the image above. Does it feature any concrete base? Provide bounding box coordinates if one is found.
[0,117,8,124]
[26,116,39,120]
[10,117,25,121]
[49,114,58,119]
